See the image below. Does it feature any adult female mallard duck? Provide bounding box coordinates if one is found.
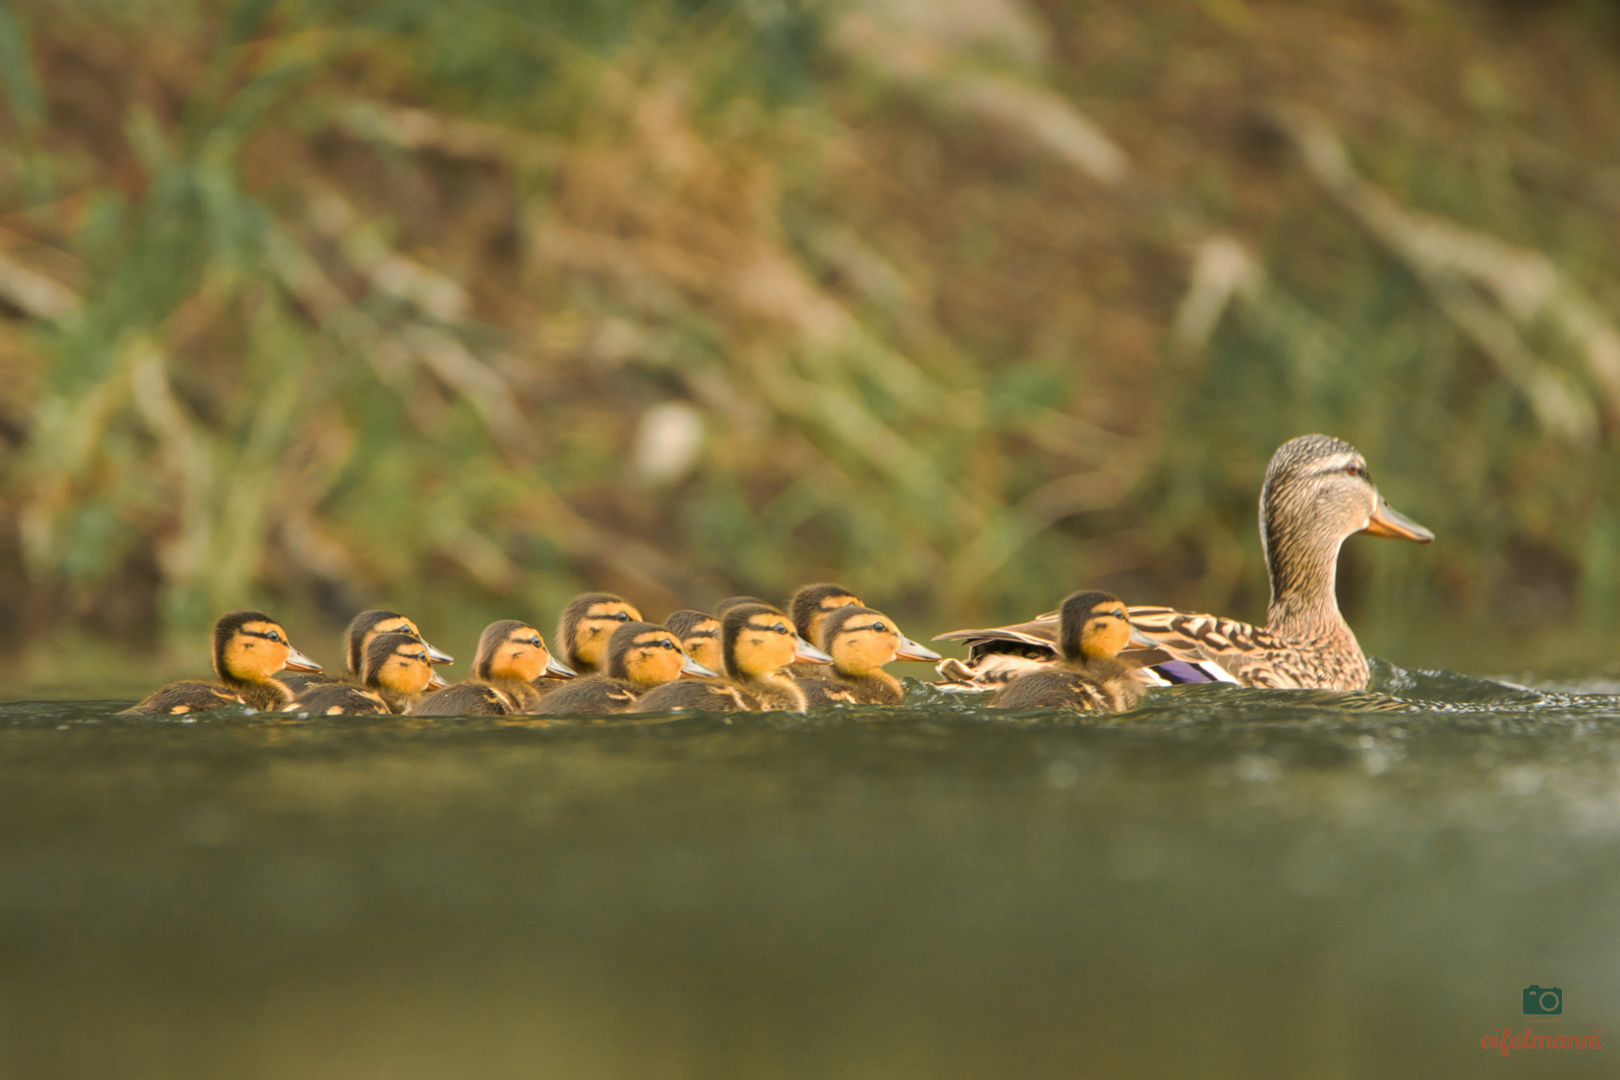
[936,435,1434,692]
[554,593,643,676]
[797,605,941,706]
[121,610,322,715]
[990,591,1157,712]
[407,620,575,716]
[295,632,447,714]
[541,621,716,716]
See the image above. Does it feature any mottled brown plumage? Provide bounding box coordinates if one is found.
[121,611,321,715]
[540,622,713,716]
[990,592,1146,712]
[938,436,1434,692]
[796,605,940,706]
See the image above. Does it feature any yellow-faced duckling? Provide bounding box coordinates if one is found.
[121,610,321,715]
[719,603,834,713]
[788,583,863,649]
[280,608,454,695]
[541,621,716,716]
[307,631,448,714]
[408,620,575,717]
[990,591,1155,712]
[797,605,941,707]
[785,583,862,677]
[663,610,723,675]
[555,592,643,675]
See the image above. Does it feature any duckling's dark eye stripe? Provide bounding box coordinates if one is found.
[687,629,719,639]
[243,629,284,642]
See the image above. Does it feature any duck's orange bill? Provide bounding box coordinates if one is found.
[283,647,322,673]
[1362,498,1435,544]
[427,671,450,689]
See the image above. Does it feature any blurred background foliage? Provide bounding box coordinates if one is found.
[3,0,1620,682]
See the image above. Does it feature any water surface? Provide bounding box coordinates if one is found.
[1,662,1616,1078]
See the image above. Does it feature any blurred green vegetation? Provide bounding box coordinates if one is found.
[2,0,1620,676]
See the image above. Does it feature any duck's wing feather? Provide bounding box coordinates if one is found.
[1126,606,1306,688]
[933,617,1058,651]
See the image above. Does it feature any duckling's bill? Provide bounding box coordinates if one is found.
[895,636,942,662]
[682,656,720,677]
[545,655,577,679]
[284,647,323,673]
[794,637,834,664]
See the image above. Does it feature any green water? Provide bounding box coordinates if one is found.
[1,663,1616,1078]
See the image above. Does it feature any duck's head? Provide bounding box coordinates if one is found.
[363,632,449,695]
[722,603,833,678]
[475,620,575,683]
[604,622,716,687]
[713,596,771,620]
[557,593,643,673]
[1262,435,1434,548]
[788,583,863,648]
[664,610,723,675]
[1056,591,1156,664]
[213,610,321,683]
[345,610,454,676]
[820,605,941,676]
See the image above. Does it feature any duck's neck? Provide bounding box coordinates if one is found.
[1264,527,1359,650]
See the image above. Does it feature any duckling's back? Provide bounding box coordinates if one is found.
[538,676,640,716]
[119,681,241,716]
[292,684,391,716]
[630,680,750,713]
[990,661,1143,713]
[407,683,515,717]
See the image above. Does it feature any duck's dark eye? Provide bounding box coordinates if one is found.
[873,623,888,634]
[267,631,282,642]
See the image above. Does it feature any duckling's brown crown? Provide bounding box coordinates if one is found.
[474,619,541,680]
[212,610,281,681]
[1057,590,1126,661]
[345,609,410,674]
[556,592,638,660]
[663,609,719,641]
[605,621,680,679]
[789,583,860,640]
[819,604,886,643]
[721,603,794,677]
[361,631,428,687]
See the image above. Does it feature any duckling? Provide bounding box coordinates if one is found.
[629,610,751,712]
[788,583,863,650]
[121,610,322,715]
[541,622,716,716]
[664,610,723,674]
[554,593,643,675]
[713,596,771,618]
[280,608,454,695]
[720,603,834,713]
[408,620,575,717]
[796,605,942,706]
[990,591,1155,712]
[309,631,448,714]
